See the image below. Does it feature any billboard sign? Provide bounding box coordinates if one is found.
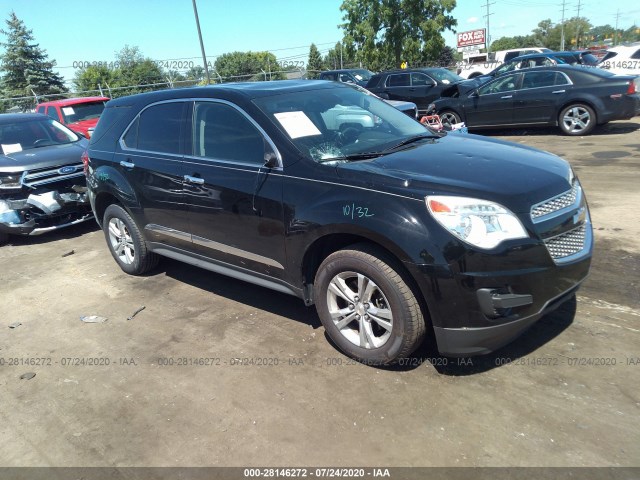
[457,29,486,51]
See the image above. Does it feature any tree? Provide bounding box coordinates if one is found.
[214,51,285,82]
[0,12,66,111]
[490,35,543,51]
[340,0,457,71]
[73,65,116,95]
[323,41,357,70]
[307,43,323,79]
[111,45,165,96]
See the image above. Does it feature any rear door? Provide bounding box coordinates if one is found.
[513,71,571,124]
[183,100,287,279]
[115,101,191,249]
[463,73,519,127]
[382,73,412,102]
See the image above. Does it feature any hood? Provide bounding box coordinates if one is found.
[68,118,99,135]
[0,140,88,173]
[336,134,572,214]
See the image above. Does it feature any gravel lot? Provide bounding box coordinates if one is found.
[1,119,639,468]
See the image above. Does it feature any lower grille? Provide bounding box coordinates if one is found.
[544,224,587,261]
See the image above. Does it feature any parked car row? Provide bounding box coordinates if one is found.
[324,57,639,137]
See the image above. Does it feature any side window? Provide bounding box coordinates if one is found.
[631,49,640,60]
[386,74,410,87]
[46,107,61,121]
[410,73,431,86]
[521,71,557,89]
[122,116,139,149]
[136,102,183,154]
[478,74,518,95]
[339,73,352,83]
[36,106,45,114]
[504,51,520,62]
[553,72,571,86]
[192,102,266,165]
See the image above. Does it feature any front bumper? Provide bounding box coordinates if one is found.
[0,188,93,236]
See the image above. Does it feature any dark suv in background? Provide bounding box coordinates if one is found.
[318,69,374,87]
[365,68,463,111]
[86,81,592,365]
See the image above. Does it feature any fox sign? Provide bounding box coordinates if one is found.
[457,29,486,50]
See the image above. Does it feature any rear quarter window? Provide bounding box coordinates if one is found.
[89,105,132,145]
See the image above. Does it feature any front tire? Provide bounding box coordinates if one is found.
[559,103,596,136]
[439,110,461,129]
[103,204,159,275]
[314,244,425,365]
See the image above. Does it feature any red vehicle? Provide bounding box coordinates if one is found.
[36,97,109,138]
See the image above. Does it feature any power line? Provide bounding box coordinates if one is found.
[483,0,495,54]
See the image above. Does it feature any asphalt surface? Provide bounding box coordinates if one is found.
[0,119,639,468]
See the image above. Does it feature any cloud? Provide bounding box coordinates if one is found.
[467,16,479,24]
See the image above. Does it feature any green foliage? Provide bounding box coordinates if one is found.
[72,45,166,97]
[0,12,67,111]
[307,43,323,79]
[214,51,285,82]
[490,35,543,51]
[323,41,358,70]
[340,0,457,70]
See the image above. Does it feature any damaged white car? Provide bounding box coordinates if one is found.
[0,113,92,245]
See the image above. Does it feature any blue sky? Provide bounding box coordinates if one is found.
[1,0,639,86]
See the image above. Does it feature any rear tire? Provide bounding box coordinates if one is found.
[314,244,425,365]
[558,103,596,136]
[103,204,159,275]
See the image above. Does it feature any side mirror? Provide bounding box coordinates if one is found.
[469,89,479,98]
[264,151,279,169]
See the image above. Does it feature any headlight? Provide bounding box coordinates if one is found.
[426,196,528,249]
[0,173,22,189]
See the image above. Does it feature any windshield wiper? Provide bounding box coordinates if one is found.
[318,151,385,163]
[384,134,440,152]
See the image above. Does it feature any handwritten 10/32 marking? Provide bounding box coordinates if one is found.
[343,203,374,219]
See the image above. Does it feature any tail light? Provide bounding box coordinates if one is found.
[81,149,89,174]
[626,80,636,95]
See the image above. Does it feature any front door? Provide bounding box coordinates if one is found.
[183,100,287,280]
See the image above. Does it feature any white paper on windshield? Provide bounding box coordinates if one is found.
[62,107,75,116]
[1,143,22,155]
[274,111,321,139]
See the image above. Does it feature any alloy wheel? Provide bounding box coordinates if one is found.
[108,218,135,265]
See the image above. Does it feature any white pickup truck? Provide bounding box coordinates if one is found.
[457,48,552,79]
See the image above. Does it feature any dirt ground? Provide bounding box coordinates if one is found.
[0,119,639,468]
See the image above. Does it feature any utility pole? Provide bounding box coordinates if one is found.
[483,0,495,55]
[192,0,211,85]
[575,0,582,48]
[614,9,621,46]
[560,0,567,51]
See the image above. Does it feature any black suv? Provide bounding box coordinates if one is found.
[365,68,464,110]
[318,69,374,87]
[86,81,592,365]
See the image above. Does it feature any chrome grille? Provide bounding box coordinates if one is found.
[22,163,85,188]
[531,182,579,221]
[544,224,587,261]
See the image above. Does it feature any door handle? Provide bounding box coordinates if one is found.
[120,160,135,169]
[501,95,513,99]
[552,90,566,94]
[184,175,204,185]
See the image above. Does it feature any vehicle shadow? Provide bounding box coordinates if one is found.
[155,257,578,374]
[159,258,322,328]
[475,121,639,137]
